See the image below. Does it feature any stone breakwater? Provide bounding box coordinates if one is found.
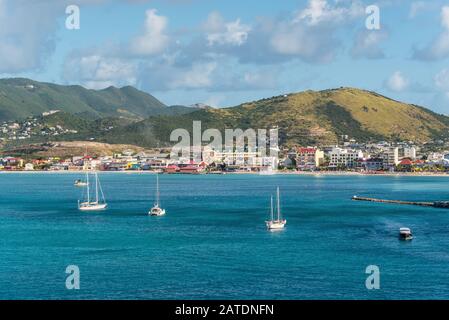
[352,196,449,209]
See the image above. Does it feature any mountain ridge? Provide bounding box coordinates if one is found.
[2,80,449,149]
[0,78,195,121]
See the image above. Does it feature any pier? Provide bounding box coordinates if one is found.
[352,196,449,209]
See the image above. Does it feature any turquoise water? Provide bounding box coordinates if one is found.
[1,173,449,300]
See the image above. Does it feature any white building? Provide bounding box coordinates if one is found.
[381,147,399,168]
[398,146,416,160]
[202,147,278,169]
[328,147,363,168]
[427,152,445,162]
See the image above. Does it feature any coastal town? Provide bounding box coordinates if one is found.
[2,138,449,174]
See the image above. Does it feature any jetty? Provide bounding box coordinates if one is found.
[352,196,449,209]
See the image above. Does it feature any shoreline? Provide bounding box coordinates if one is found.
[1,170,449,177]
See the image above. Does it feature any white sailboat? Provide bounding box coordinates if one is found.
[74,179,88,187]
[78,171,107,211]
[265,187,286,230]
[149,174,166,216]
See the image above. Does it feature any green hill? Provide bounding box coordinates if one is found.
[101,87,449,147]
[0,78,194,121]
[3,85,449,149]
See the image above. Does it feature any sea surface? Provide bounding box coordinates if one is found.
[1,173,449,300]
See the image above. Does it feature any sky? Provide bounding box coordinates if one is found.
[2,0,449,113]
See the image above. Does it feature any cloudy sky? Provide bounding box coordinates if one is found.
[2,0,449,113]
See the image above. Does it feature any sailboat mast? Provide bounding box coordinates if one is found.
[95,172,99,203]
[277,187,280,221]
[270,195,274,221]
[156,174,160,205]
[86,171,90,204]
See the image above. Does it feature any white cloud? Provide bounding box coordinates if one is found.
[409,1,428,19]
[442,6,449,29]
[129,9,170,55]
[270,23,335,62]
[430,68,449,114]
[414,6,449,60]
[0,0,60,73]
[0,0,115,74]
[351,29,388,59]
[64,54,137,89]
[386,71,409,92]
[171,62,217,89]
[205,12,251,46]
[434,68,449,91]
[267,0,365,63]
[60,0,373,94]
[295,0,364,26]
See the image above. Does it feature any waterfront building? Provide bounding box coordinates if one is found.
[357,157,384,171]
[202,147,277,169]
[296,147,324,170]
[397,159,413,172]
[328,147,363,169]
[381,147,399,169]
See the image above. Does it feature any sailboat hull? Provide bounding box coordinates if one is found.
[79,202,108,211]
[266,220,287,230]
[74,182,88,187]
[149,207,166,216]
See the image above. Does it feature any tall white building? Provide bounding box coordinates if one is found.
[381,147,399,168]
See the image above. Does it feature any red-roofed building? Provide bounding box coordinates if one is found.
[397,158,413,172]
[296,147,324,170]
[399,159,413,165]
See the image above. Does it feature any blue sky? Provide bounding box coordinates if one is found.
[2,0,449,113]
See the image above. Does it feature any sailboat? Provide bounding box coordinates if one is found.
[265,187,286,230]
[74,179,88,187]
[149,174,166,216]
[78,171,107,211]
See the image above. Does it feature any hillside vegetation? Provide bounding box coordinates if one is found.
[2,84,449,149]
[102,88,449,147]
[0,78,194,121]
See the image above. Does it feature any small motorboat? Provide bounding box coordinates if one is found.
[399,227,413,241]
